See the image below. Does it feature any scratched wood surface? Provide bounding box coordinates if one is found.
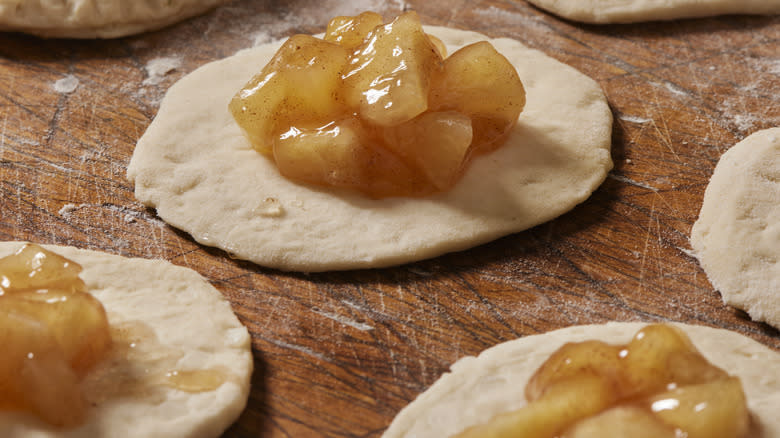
[0,0,778,436]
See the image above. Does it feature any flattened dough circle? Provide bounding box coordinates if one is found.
[382,322,780,438]
[525,0,780,23]
[691,128,780,329]
[0,242,253,438]
[127,26,613,272]
[0,0,225,38]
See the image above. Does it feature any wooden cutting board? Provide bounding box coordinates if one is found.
[0,0,777,436]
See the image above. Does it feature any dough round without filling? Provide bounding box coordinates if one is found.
[382,322,780,438]
[0,0,226,38]
[0,242,253,438]
[127,26,613,272]
[691,128,780,329]
[524,0,780,23]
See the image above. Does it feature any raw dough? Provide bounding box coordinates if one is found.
[0,242,253,438]
[382,322,780,438]
[128,26,613,272]
[525,0,780,23]
[691,128,780,329]
[0,0,225,38]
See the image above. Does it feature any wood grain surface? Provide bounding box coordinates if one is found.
[0,0,778,436]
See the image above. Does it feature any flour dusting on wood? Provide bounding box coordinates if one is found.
[203,0,409,49]
[143,57,182,86]
[313,308,374,331]
[53,74,79,93]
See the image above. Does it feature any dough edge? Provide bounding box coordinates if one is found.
[127,25,613,272]
[382,321,780,438]
[524,0,780,23]
[690,127,780,329]
[0,241,253,438]
[0,0,226,38]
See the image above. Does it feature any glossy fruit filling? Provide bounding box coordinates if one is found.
[230,11,525,198]
[454,324,751,438]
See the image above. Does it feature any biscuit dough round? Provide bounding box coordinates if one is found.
[0,0,225,38]
[0,242,253,438]
[127,26,613,272]
[691,128,780,329]
[382,322,780,438]
[525,0,780,23]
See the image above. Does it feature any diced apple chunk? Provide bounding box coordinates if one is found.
[324,11,384,49]
[274,119,369,189]
[430,41,525,154]
[646,377,750,438]
[427,34,447,58]
[0,244,110,427]
[562,406,677,438]
[525,340,623,402]
[342,11,444,127]
[0,309,86,428]
[0,243,83,292]
[6,291,111,374]
[230,35,351,154]
[622,324,727,397]
[454,374,617,438]
[383,111,472,190]
[274,118,429,198]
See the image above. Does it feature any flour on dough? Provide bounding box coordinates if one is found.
[525,0,780,23]
[0,242,253,438]
[0,0,226,38]
[691,128,780,329]
[382,322,780,438]
[127,26,613,272]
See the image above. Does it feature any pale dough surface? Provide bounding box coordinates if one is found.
[0,0,225,38]
[128,26,613,272]
[0,242,253,438]
[691,128,780,329]
[525,0,780,23]
[382,322,780,438]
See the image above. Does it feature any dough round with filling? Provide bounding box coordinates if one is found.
[0,241,253,438]
[525,0,780,23]
[127,26,613,272]
[0,0,225,38]
[382,322,780,437]
[691,128,780,329]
